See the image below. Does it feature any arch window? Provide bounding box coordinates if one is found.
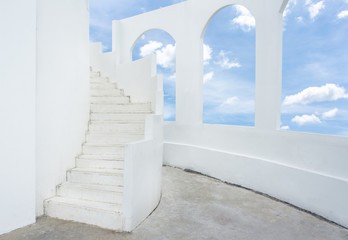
[202,5,256,126]
[132,30,176,121]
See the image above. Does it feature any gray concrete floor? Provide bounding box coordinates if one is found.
[1,166,348,240]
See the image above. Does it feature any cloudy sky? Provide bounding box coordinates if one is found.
[90,0,348,137]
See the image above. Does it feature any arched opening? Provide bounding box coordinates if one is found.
[202,5,256,126]
[132,29,176,121]
[281,0,348,136]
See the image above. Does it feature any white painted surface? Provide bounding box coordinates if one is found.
[112,0,284,128]
[90,48,164,230]
[0,0,37,234]
[164,122,348,228]
[123,114,163,231]
[36,0,90,216]
[96,0,348,228]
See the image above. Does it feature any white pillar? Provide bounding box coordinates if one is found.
[176,36,204,124]
[254,7,283,130]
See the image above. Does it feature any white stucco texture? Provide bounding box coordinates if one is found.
[36,0,90,216]
[0,0,37,234]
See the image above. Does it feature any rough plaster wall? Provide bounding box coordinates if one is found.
[0,0,37,234]
[36,0,90,216]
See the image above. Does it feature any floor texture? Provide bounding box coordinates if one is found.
[1,166,348,240]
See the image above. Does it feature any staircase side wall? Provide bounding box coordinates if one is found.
[0,0,37,235]
[123,114,164,231]
[36,0,90,216]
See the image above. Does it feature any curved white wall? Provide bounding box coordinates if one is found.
[110,0,348,228]
[164,123,348,227]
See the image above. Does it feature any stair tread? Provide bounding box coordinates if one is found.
[83,143,125,147]
[59,182,123,192]
[90,121,144,124]
[78,154,123,160]
[70,168,123,174]
[46,196,122,213]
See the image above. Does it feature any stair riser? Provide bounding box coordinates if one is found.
[86,134,143,144]
[57,185,123,204]
[89,124,144,132]
[82,146,124,155]
[90,82,117,89]
[44,201,123,231]
[90,89,124,97]
[90,72,101,78]
[67,171,123,186]
[91,104,151,113]
[90,96,130,104]
[90,113,147,122]
[76,158,124,169]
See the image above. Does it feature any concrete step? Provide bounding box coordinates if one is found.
[91,103,152,113]
[57,182,123,204]
[86,133,143,144]
[82,144,125,155]
[90,113,148,122]
[90,82,117,89]
[44,197,123,231]
[88,122,144,133]
[67,168,123,186]
[90,96,130,104]
[76,156,124,169]
[90,89,124,97]
[90,72,101,78]
[90,77,109,83]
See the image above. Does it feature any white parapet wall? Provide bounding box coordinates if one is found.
[90,45,164,231]
[108,0,348,229]
[164,123,348,228]
[123,114,163,231]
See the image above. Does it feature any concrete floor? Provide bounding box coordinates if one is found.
[1,166,348,240]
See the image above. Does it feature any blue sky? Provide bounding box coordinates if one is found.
[90,0,348,137]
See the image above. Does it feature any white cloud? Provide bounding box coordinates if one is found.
[217,97,254,114]
[140,41,176,68]
[215,51,241,69]
[308,1,325,20]
[280,125,290,130]
[169,73,176,81]
[322,108,338,119]
[156,43,176,68]
[231,5,255,32]
[297,16,304,23]
[164,104,175,120]
[203,72,214,84]
[283,84,348,105]
[222,96,239,105]
[292,114,321,125]
[305,0,312,5]
[283,0,297,17]
[338,10,348,19]
[140,41,163,57]
[203,44,212,65]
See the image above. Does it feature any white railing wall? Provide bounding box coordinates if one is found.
[106,0,348,229]
[90,45,164,231]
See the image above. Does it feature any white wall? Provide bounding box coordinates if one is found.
[109,0,348,229]
[164,123,348,228]
[36,0,90,216]
[123,115,163,231]
[0,0,37,234]
[113,0,283,128]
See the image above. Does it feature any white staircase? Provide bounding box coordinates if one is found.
[44,69,152,231]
